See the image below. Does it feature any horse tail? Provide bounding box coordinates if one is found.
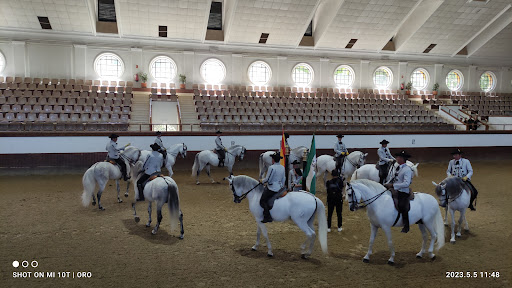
[81,167,96,207]
[167,182,180,231]
[315,199,328,254]
[433,206,445,251]
[258,153,264,179]
[191,152,200,177]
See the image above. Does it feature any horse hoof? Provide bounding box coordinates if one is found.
[431,255,436,261]
[124,194,129,198]
[118,199,123,203]
[99,207,105,211]
[362,258,369,263]
[464,228,469,232]
[301,254,309,259]
[267,253,273,258]
[146,223,151,227]
[251,248,257,251]
[387,261,394,266]
[151,230,157,235]
[416,255,422,259]
[450,240,456,244]
[196,182,200,185]
[92,202,96,206]
[456,234,461,238]
[179,235,184,240]
[134,216,140,223]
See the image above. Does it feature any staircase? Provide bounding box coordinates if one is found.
[129,91,150,131]
[178,93,201,131]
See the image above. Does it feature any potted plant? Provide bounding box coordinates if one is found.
[179,74,186,89]
[138,72,148,88]
[405,81,412,95]
[432,83,439,96]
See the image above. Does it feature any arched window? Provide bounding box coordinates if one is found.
[373,66,393,89]
[479,71,496,92]
[150,56,177,82]
[248,61,272,86]
[411,68,429,90]
[200,58,226,84]
[333,65,355,88]
[446,70,464,91]
[94,53,124,79]
[292,63,314,87]
[0,51,5,73]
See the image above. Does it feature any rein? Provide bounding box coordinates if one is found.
[121,149,141,165]
[348,183,389,209]
[345,153,363,169]
[232,182,262,202]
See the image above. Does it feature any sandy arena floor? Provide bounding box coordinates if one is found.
[0,161,511,287]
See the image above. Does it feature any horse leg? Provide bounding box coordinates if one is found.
[97,189,105,210]
[323,171,328,190]
[152,201,164,235]
[416,224,428,258]
[444,206,449,226]
[206,164,216,183]
[132,202,140,223]
[146,201,152,227]
[363,224,378,263]
[382,226,395,265]
[305,217,317,257]
[116,180,122,203]
[178,210,184,239]
[195,163,203,185]
[423,217,438,259]
[124,180,129,198]
[463,210,469,232]
[449,208,456,243]
[252,224,261,251]
[257,223,273,257]
[92,194,97,206]
[456,209,464,238]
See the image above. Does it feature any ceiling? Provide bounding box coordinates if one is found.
[0,0,511,65]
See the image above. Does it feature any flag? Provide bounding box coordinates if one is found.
[304,134,316,195]
[279,129,286,166]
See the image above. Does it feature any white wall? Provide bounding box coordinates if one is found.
[1,134,511,154]
[0,40,511,93]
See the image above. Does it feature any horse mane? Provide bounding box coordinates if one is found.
[436,176,467,198]
[351,179,389,195]
[234,175,259,187]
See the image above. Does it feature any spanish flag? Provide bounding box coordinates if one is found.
[280,129,286,166]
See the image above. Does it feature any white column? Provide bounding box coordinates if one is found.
[319,57,330,88]
[73,44,87,80]
[182,51,195,89]
[398,62,408,91]
[359,60,370,89]
[434,64,444,89]
[231,53,243,86]
[11,41,26,77]
[467,65,477,92]
[277,56,288,87]
[130,48,142,86]
[498,67,509,93]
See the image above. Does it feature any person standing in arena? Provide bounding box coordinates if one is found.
[326,169,344,232]
[385,150,413,233]
[447,148,478,210]
[215,130,227,167]
[334,134,348,175]
[377,139,395,184]
[288,160,302,191]
[260,153,286,223]
[106,133,130,181]
[154,131,167,160]
[136,143,163,201]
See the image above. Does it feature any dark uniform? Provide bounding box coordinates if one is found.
[215,130,226,167]
[334,134,348,175]
[326,170,343,231]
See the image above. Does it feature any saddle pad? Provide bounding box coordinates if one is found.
[105,160,117,165]
[148,173,164,182]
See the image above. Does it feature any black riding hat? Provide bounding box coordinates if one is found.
[380,139,390,145]
[395,150,411,159]
[284,133,290,139]
[291,160,301,165]
[451,148,463,155]
[150,143,160,151]
[271,153,283,162]
[109,133,119,139]
[156,131,162,135]
[216,130,222,134]
[336,134,344,138]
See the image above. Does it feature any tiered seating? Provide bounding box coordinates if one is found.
[450,93,512,116]
[194,89,453,131]
[150,84,178,101]
[0,77,133,131]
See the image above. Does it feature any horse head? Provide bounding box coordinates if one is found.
[224,175,260,204]
[406,160,420,177]
[345,182,361,211]
[122,146,141,165]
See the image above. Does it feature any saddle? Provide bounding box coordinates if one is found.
[391,189,415,212]
[268,187,288,210]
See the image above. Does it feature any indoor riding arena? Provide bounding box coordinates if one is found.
[1,1,512,287]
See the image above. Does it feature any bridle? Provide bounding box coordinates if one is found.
[441,185,463,204]
[231,181,262,203]
[121,148,141,165]
[346,182,388,210]
[345,152,365,170]
[168,143,187,158]
[226,147,245,160]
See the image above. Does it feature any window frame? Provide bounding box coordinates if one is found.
[0,51,5,73]
[446,69,464,92]
[247,60,272,86]
[149,55,177,82]
[93,52,125,80]
[410,68,430,91]
[333,65,355,88]
[479,71,497,93]
[200,58,226,84]
[292,62,314,87]
[373,66,393,89]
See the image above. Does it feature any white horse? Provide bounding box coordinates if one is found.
[225,175,327,258]
[81,146,141,210]
[316,151,368,188]
[432,177,470,244]
[258,146,309,179]
[139,143,187,178]
[351,160,419,184]
[192,145,246,185]
[346,179,444,264]
[130,165,184,238]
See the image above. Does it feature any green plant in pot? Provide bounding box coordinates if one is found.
[432,83,439,95]
[139,72,148,88]
[405,81,412,95]
[179,74,186,89]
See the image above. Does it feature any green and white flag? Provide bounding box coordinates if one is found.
[305,134,316,195]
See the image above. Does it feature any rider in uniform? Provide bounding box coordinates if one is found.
[447,148,478,211]
[385,150,413,233]
[106,133,130,181]
[154,131,167,160]
[136,143,163,201]
[215,130,227,167]
[334,134,348,175]
[260,153,286,223]
[377,139,395,184]
[288,160,302,191]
